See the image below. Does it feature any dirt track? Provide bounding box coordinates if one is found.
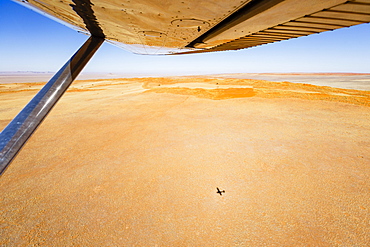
[1,77,369,246]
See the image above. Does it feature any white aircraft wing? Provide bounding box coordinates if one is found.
[15,0,370,55]
[1,0,370,174]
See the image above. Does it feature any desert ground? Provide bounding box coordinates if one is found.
[0,76,369,246]
[210,73,370,91]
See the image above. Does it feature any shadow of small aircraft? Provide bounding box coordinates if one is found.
[217,187,225,196]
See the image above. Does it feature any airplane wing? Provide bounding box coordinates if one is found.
[15,0,370,55]
[2,0,370,175]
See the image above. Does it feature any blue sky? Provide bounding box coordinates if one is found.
[1,0,370,76]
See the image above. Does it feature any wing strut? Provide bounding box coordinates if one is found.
[0,36,104,176]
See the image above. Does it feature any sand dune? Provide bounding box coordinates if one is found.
[210,73,370,91]
[1,77,369,246]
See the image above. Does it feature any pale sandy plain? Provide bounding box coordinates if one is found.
[0,76,370,246]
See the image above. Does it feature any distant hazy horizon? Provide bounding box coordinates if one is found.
[1,71,369,91]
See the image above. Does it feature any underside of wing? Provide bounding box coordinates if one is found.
[15,0,370,55]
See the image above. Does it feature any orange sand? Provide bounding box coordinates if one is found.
[0,77,369,246]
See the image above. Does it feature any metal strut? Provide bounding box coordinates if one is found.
[0,36,104,176]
